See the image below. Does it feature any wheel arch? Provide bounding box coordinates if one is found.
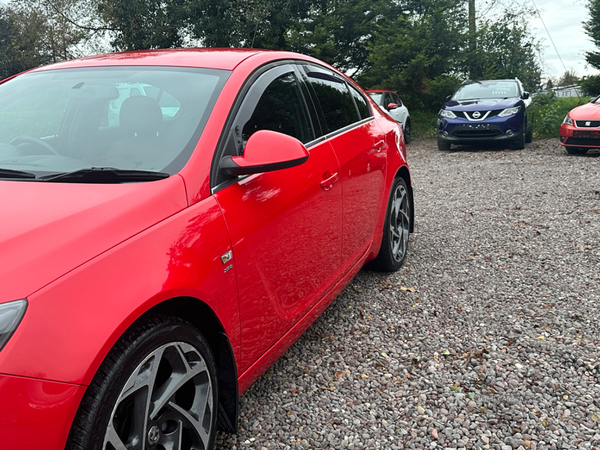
[142,296,239,433]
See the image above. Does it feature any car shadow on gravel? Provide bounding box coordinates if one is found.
[442,142,600,157]
[441,141,524,152]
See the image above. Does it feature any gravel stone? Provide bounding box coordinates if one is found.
[216,139,600,449]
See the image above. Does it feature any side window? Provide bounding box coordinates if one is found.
[242,72,314,145]
[304,67,359,133]
[382,93,390,108]
[392,94,403,107]
[349,85,371,119]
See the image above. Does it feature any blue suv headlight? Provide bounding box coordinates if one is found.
[439,109,457,119]
[498,106,521,117]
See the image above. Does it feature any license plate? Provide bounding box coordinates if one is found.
[574,130,600,138]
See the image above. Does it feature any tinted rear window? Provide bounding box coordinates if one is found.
[304,68,359,133]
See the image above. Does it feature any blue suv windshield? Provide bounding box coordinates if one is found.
[453,81,519,101]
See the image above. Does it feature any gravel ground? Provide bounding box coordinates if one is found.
[216,139,600,450]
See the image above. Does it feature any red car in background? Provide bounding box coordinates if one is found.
[560,95,600,154]
[0,49,413,450]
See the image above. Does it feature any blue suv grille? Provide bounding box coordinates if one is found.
[451,125,503,138]
[459,110,503,121]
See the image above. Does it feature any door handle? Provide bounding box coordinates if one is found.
[373,140,386,152]
[320,172,339,190]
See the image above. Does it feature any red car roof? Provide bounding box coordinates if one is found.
[29,48,314,72]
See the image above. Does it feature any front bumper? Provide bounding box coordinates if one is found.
[438,114,524,144]
[560,123,600,148]
[0,373,86,450]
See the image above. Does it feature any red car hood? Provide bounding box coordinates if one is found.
[0,176,188,302]
[570,102,600,120]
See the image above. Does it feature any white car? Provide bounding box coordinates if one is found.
[367,90,411,144]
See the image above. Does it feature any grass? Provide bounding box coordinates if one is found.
[408,95,589,142]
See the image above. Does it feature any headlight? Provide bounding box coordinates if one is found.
[498,106,521,117]
[563,115,573,126]
[0,300,27,351]
[439,109,456,119]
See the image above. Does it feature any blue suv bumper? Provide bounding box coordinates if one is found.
[437,112,526,145]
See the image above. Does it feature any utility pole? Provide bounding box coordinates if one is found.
[468,0,478,78]
[468,0,476,53]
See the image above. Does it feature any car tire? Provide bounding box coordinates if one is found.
[66,316,218,450]
[403,119,411,144]
[437,139,451,151]
[565,146,588,155]
[510,132,525,150]
[525,117,533,143]
[369,177,411,272]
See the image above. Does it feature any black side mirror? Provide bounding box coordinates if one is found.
[522,92,530,100]
[445,95,451,101]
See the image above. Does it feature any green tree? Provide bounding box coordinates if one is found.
[580,75,600,96]
[557,70,579,87]
[1,1,85,78]
[286,0,397,77]
[584,0,600,69]
[97,0,194,50]
[189,0,315,49]
[472,9,542,92]
[357,0,468,110]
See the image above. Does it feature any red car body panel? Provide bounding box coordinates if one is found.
[560,100,600,149]
[330,121,387,265]
[237,243,369,393]
[0,374,85,450]
[0,196,239,385]
[215,139,343,371]
[0,48,411,448]
[0,177,187,301]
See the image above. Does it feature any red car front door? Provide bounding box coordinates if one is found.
[213,66,343,371]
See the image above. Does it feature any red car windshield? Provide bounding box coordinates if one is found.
[0,66,229,180]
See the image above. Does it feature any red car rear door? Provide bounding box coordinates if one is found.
[302,65,386,266]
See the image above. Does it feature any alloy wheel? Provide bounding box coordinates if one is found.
[104,341,214,450]
[389,182,410,263]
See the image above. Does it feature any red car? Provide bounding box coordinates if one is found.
[560,95,600,154]
[0,48,412,450]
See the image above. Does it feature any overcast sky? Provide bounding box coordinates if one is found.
[528,0,598,80]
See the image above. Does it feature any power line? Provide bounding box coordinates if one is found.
[530,0,568,75]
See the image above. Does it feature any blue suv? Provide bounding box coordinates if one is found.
[437,79,533,151]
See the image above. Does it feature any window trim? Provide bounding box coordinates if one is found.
[299,62,374,130]
[211,62,316,193]
[210,59,376,193]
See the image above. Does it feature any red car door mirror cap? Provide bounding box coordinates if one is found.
[221,130,309,176]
